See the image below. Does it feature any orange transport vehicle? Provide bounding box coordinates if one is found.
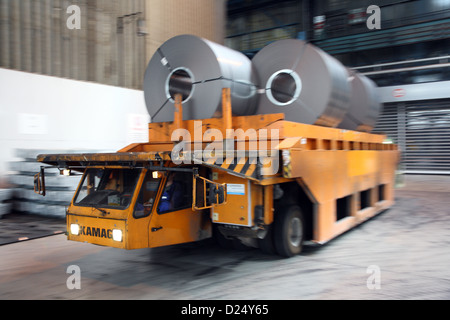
[35,90,399,257]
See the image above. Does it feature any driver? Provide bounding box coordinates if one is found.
[105,171,120,191]
[158,174,184,212]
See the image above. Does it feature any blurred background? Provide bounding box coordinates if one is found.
[0,0,449,218]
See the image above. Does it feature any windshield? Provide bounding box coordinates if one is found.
[74,168,142,210]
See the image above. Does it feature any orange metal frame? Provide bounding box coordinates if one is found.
[119,88,400,245]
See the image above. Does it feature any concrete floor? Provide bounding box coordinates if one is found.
[0,213,65,245]
[0,175,449,300]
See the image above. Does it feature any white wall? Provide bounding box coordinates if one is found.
[0,68,150,178]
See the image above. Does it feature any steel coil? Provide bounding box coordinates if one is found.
[338,70,382,132]
[252,39,351,127]
[143,34,259,122]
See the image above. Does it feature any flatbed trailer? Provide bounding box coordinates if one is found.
[35,90,399,257]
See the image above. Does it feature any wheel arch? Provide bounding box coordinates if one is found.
[274,180,315,241]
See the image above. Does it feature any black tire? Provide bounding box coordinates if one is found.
[273,205,304,257]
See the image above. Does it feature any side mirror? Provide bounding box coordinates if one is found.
[34,167,46,196]
[208,184,225,205]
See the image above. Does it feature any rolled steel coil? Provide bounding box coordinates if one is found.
[252,39,351,128]
[338,70,382,132]
[143,34,259,123]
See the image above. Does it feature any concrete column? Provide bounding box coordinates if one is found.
[145,0,226,63]
[21,0,33,73]
[10,0,21,70]
[32,0,43,74]
[109,0,121,86]
[124,1,133,88]
[78,0,89,81]
[42,0,52,75]
[0,0,10,68]
[86,0,96,82]
[68,0,79,80]
[61,0,70,79]
[52,0,63,77]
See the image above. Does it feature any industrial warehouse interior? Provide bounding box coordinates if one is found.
[0,0,449,303]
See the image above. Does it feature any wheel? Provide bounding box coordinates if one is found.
[273,205,304,257]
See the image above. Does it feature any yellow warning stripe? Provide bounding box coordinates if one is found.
[199,156,261,181]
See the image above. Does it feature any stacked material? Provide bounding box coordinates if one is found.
[143,35,381,132]
[144,34,259,122]
[9,149,100,219]
[0,189,12,218]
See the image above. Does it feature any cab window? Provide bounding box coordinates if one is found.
[157,171,193,214]
[133,171,162,218]
[74,168,141,210]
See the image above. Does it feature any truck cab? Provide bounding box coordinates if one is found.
[67,167,202,249]
[70,167,212,250]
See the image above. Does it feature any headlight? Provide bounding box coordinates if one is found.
[70,224,80,235]
[112,229,123,242]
